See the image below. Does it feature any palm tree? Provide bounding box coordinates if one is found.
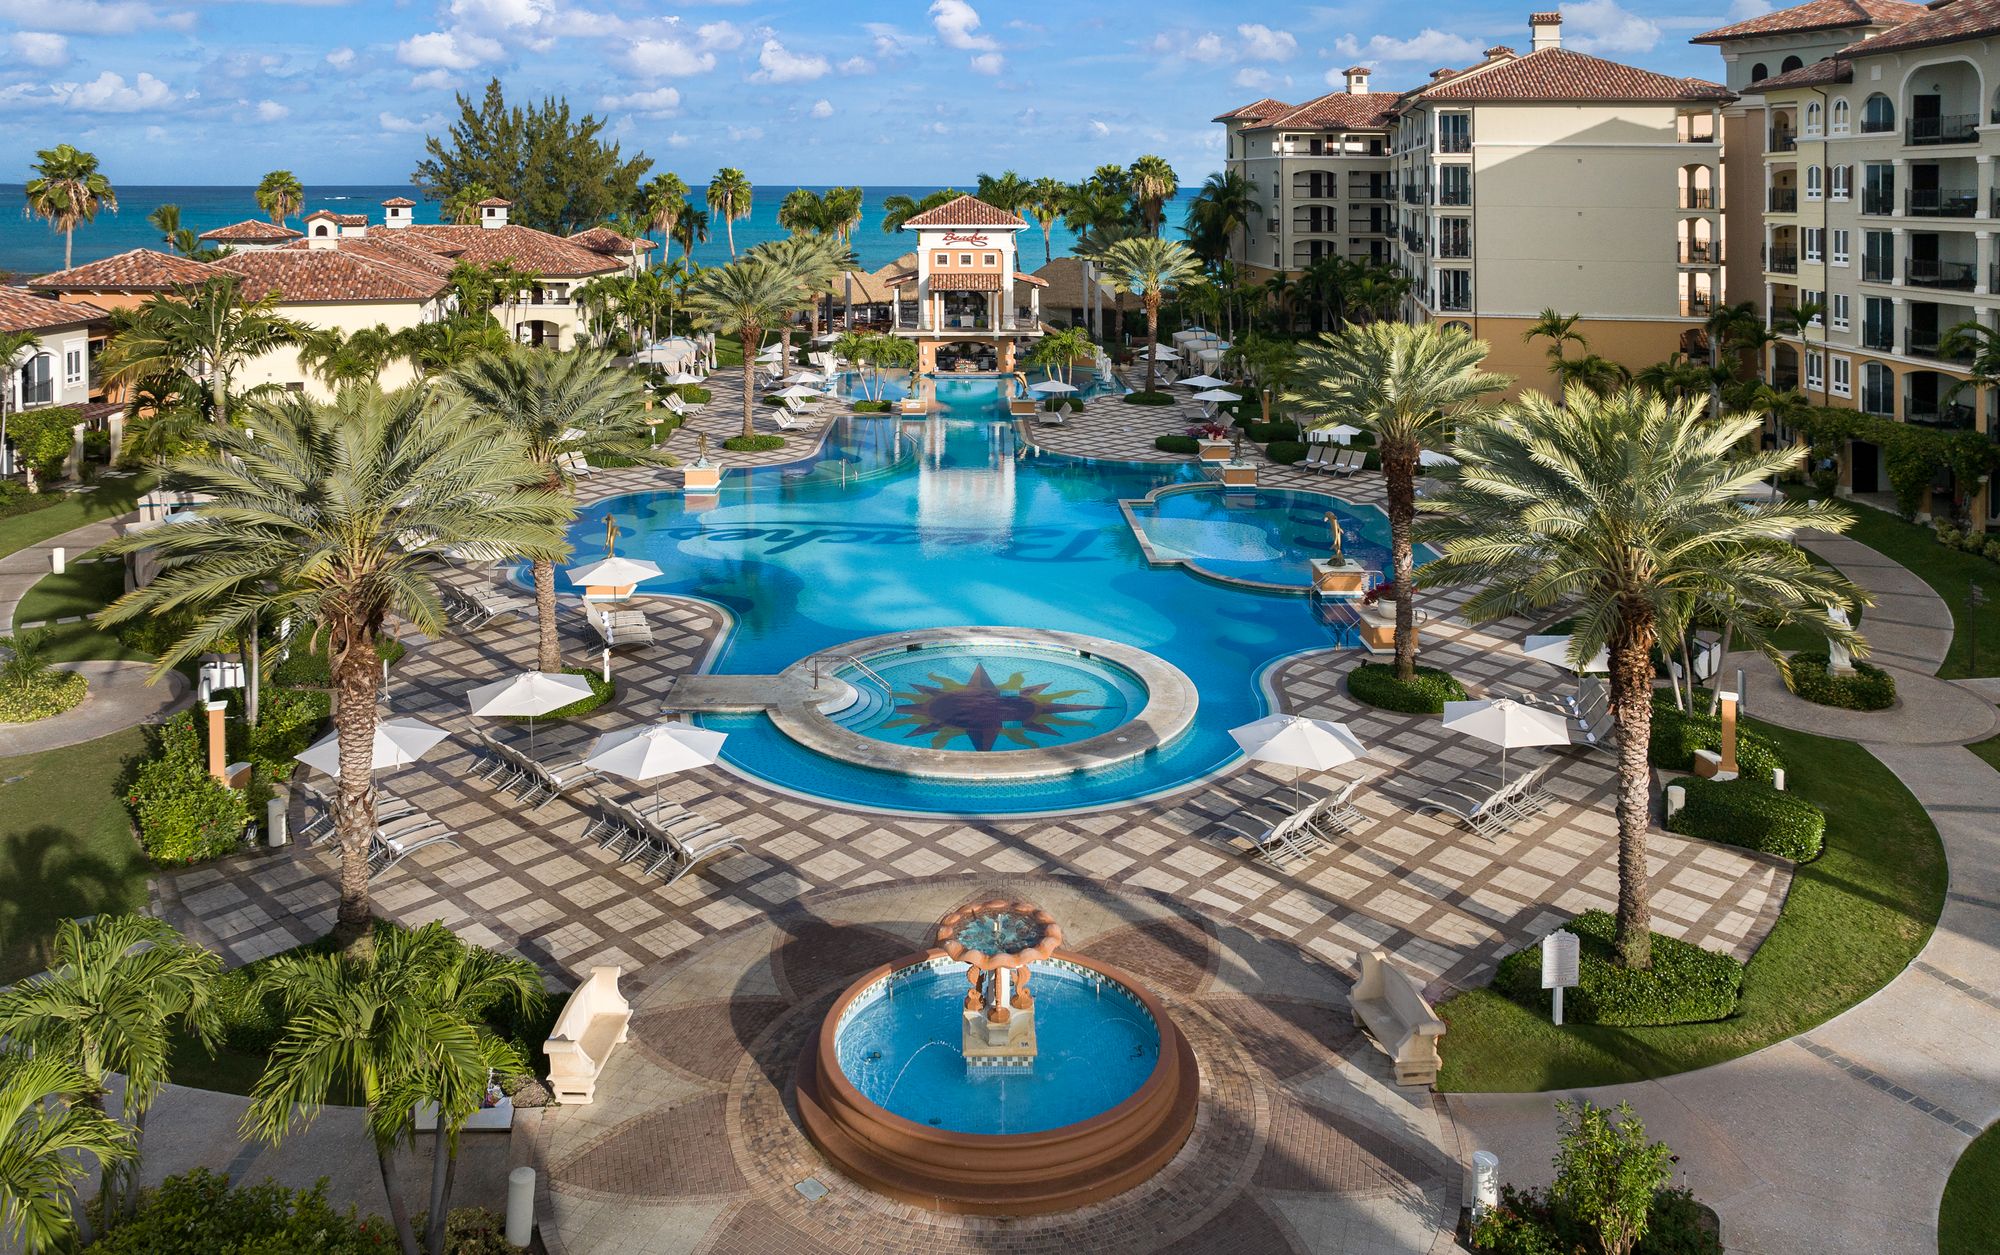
[1284,322,1508,681]
[245,921,543,1255]
[1553,352,1631,398]
[685,258,805,439]
[670,206,710,260]
[255,169,305,226]
[1634,352,1725,404]
[975,170,1032,220]
[1097,236,1204,393]
[1025,177,1070,266]
[442,182,495,226]
[1940,318,2000,415]
[822,186,864,243]
[1225,334,1299,425]
[0,915,221,1222]
[97,274,315,429]
[1183,171,1263,267]
[23,144,117,271]
[641,172,688,261]
[777,187,826,236]
[1344,268,1409,326]
[0,1051,133,1254]
[747,233,854,365]
[98,387,571,941]
[1523,308,1585,362]
[145,204,212,260]
[1419,388,1863,969]
[880,188,963,234]
[395,318,512,381]
[706,167,753,257]
[1025,326,1095,387]
[300,324,404,388]
[445,347,658,670]
[1127,155,1179,235]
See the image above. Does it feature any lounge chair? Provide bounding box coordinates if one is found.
[445,586,531,632]
[587,603,654,648]
[298,783,418,846]
[1329,449,1364,478]
[1212,804,1325,865]
[1035,407,1067,428]
[367,823,461,879]
[1416,763,1554,839]
[1298,445,1328,473]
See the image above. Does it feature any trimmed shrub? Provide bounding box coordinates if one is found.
[1246,421,1301,443]
[230,686,331,783]
[7,406,80,483]
[503,667,613,720]
[271,635,404,689]
[1648,693,1781,783]
[1667,775,1826,862]
[723,434,785,452]
[1346,661,1468,714]
[1471,1183,1721,1255]
[1493,910,1743,1026]
[852,399,893,413]
[1264,440,1309,465]
[1065,396,1085,413]
[668,383,711,405]
[1122,390,1174,406]
[1786,651,1897,711]
[1154,434,1200,455]
[128,710,251,864]
[0,670,87,723]
[94,1169,392,1254]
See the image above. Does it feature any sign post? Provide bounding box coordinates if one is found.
[1541,929,1580,1026]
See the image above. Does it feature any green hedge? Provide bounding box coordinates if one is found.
[1786,651,1897,711]
[0,670,86,723]
[128,710,251,864]
[1346,661,1468,714]
[1492,910,1744,1026]
[1265,440,1309,465]
[94,1170,392,1254]
[1667,775,1826,862]
[723,434,785,452]
[271,635,405,689]
[1246,421,1301,443]
[1154,435,1199,455]
[852,399,892,413]
[503,667,614,720]
[1122,390,1174,406]
[1649,694,1781,783]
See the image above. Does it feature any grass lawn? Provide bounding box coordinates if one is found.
[1436,718,1946,1092]
[1811,497,2000,679]
[1970,733,2000,777]
[9,556,153,664]
[0,472,156,559]
[0,727,152,982]
[1941,1121,2000,1255]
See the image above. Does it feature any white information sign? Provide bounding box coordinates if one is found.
[1541,929,1580,1026]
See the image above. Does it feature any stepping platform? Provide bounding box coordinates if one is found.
[665,672,845,714]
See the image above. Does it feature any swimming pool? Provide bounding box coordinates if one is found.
[541,380,1422,814]
[837,367,1123,409]
[1124,484,1429,590]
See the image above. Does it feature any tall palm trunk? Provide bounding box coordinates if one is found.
[739,328,759,439]
[1383,443,1419,682]
[424,1130,457,1255]
[1608,612,1657,970]
[331,630,384,945]
[532,558,560,672]
[244,615,261,727]
[65,224,75,271]
[1142,294,1161,393]
[376,1139,421,1255]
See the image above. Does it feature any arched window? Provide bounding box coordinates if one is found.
[1862,362,1893,415]
[1806,165,1823,199]
[1832,99,1851,133]
[17,353,52,406]
[1442,321,1471,334]
[1831,164,1851,199]
[1750,62,1769,82]
[1805,102,1822,134]
[1862,93,1895,133]
[1781,55,1804,73]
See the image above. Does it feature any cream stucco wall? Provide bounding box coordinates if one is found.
[233,299,443,400]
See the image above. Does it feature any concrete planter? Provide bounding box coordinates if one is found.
[1219,461,1257,486]
[1312,559,1370,596]
[1198,440,1234,463]
[1359,601,1407,654]
[682,464,722,492]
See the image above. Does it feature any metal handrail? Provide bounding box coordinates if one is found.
[810,653,892,691]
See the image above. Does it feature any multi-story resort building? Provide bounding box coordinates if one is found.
[881,193,1047,373]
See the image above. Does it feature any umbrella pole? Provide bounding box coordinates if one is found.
[1500,744,1509,785]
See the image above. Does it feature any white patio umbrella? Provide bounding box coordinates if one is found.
[783,370,825,384]
[660,370,705,386]
[466,670,595,754]
[1440,698,1572,783]
[1320,423,1364,445]
[296,717,449,780]
[1140,344,1179,360]
[1029,379,1079,394]
[1230,714,1367,810]
[566,555,662,588]
[1418,449,1459,468]
[1523,634,1610,674]
[1191,389,1242,403]
[770,384,823,399]
[812,332,843,343]
[585,723,728,812]
[1178,374,1229,388]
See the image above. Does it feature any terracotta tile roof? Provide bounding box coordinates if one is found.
[1747,57,1854,92]
[302,210,369,227]
[567,226,656,255]
[929,272,1004,291]
[380,197,416,208]
[214,246,449,304]
[394,224,627,277]
[477,197,514,208]
[1409,47,1733,104]
[197,219,304,244]
[1022,257,1093,310]
[1692,0,1925,44]
[29,249,216,292]
[1841,0,2000,57]
[1212,96,1290,123]
[0,288,109,333]
[898,194,1027,230]
[829,252,919,303]
[296,237,457,278]
[1251,90,1400,131]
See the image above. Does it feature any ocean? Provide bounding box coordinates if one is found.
[0,184,1199,279]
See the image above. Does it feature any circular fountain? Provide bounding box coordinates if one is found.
[795,899,1200,1215]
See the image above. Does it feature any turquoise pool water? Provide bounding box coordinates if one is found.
[830,642,1147,753]
[837,367,1122,408]
[1127,485,1429,590]
[540,380,1422,813]
[833,959,1159,1135]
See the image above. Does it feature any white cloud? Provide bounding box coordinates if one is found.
[409,68,463,90]
[0,0,192,34]
[751,38,829,83]
[325,45,355,68]
[837,55,873,75]
[866,23,917,59]
[378,111,438,133]
[51,71,179,113]
[929,0,995,50]
[446,0,549,31]
[809,98,834,119]
[1236,23,1295,61]
[254,99,289,122]
[969,51,1003,75]
[599,85,682,115]
[1332,28,1484,65]
[1233,66,1274,89]
[624,36,716,77]
[1088,118,1111,137]
[6,31,68,67]
[1728,0,1772,16]
[696,20,742,50]
[1562,0,1659,54]
[397,29,502,70]
[725,124,764,142]
[664,132,692,148]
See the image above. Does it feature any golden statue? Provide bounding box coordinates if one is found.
[1325,511,1344,564]
[605,514,621,558]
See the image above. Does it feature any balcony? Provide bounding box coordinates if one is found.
[892,313,1040,334]
[1906,257,1977,289]
[1682,188,1717,210]
[1861,188,1896,215]
[1682,294,1715,317]
[1680,241,1723,265]
[1769,130,1798,152]
[1437,292,1472,312]
[1908,187,1978,217]
[1863,253,1896,283]
[1292,215,1339,235]
[1862,320,1895,350]
[1437,238,1471,259]
[1767,246,1800,275]
[1768,188,1798,213]
[1906,402,1977,428]
[1679,120,1717,143]
[1438,133,1471,155]
[1438,186,1471,207]
[1906,334,1977,362]
[1772,367,1800,390]
[1908,114,1980,146]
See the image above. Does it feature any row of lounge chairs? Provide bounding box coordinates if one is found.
[442,585,531,632]
[1211,779,1368,866]
[1415,761,1557,841]
[586,602,654,648]
[295,782,461,876]
[580,789,746,884]
[471,731,599,809]
[1297,446,1366,477]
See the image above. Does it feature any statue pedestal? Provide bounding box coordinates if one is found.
[1358,602,1406,654]
[1219,461,1257,486]
[1312,559,1370,596]
[1198,440,1234,464]
[962,1004,1037,1069]
[682,464,721,493]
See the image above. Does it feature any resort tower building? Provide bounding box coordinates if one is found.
[887,194,1046,374]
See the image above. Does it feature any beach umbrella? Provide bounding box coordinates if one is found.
[660,370,704,386]
[784,370,825,384]
[585,723,728,812]
[565,556,662,588]
[1319,423,1363,445]
[1419,449,1458,468]
[770,384,822,399]
[296,717,448,780]
[1029,379,1078,394]
[812,332,843,343]
[1178,374,1229,388]
[1523,634,1609,674]
[1192,389,1242,403]
[466,670,595,755]
[1230,714,1366,810]
[1441,698,1571,782]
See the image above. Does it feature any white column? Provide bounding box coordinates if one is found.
[1894,158,1910,216]
[1979,155,1994,220]
[1979,231,1994,295]
[1892,295,1907,356]
[1892,227,1907,285]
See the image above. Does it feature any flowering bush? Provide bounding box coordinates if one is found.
[1188,422,1230,440]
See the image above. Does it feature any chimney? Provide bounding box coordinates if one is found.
[478,197,512,230]
[382,198,414,229]
[1344,65,1372,95]
[1530,10,1562,52]
[303,211,339,249]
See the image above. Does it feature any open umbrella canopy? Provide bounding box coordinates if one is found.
[659,370,705,385]
[466,671,595,719]
[783,370,825,384]
[566,556,663,587]
[585,723,728,783]
[769,384,823,399]
[1192,389,1242,403]
[1028,379,1078,394]
[1441,698,1571,781]
[1318,423,1364,444]
[296,717,449,779]
[1230,715,1366,771]
[1523,634,1610,674]
[1418,449,1459,468]
[1178,374,1229,388]
[812,332,843,343]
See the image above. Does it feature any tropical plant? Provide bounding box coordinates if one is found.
[880,188,963,234]
[1553,352,1630,399]
[1285,322,1507,681]
[706,167,752,257]
[1127,155,1179,235]
[0,1051,133,1253]
[975,170,1032,219]
[685,258,806,439]
[1025,326,1094,386]
[97,274,316,429]
[640,171,688,259]
[0,328,39,480]
[300,325,405,388]
[244,922,544,1255]
[746,233,854,364]
[1096,236,1205,394]
[1940,318,2000,412]
[24,143,118,271]
[1548,1100,1679,1255]
[445,347,658,670]
[1418,387,1862,968]
[1183,170,1262,266]
[1634,352,1725,404]
[1523,307,1585,362]
[834,331,916,400]
[394,318,513,381]
[98,387,571,940]
[255,170,305,226]
[1025,176,1070,266]
[145,204,213,260]
[1344,267,1410,325]
[1225,334,1299,425]
[670,206,710,259]
[0,915,221,1222]
[441,182,496,226]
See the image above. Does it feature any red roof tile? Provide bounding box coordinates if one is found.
[929,272,1004,291]
[567,226,656,255]
[197,220,304,243]
[898,194,1028,230]
[477,197,514,208]
[1747,57,1854,91]
[394,224,627,277]
[381,197,416,208]
[1840,0,2000,57]
[1212,96,1290,122]
[1692,0,1925,44]
[29,249,216,292]
[214,246,449,304]
[0,288,109,333]
[1251,90,1400,131]
[1409,47,1732,104]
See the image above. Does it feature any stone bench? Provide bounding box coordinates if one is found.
[545,965,631,1105]
[1348,951,1446,1087]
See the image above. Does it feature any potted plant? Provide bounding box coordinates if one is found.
[1355,583,1406,653]
[1191,422,1234,463]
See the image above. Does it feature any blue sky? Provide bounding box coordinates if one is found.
[0,0,1772,186]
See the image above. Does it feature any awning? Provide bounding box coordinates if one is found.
[929,272,1003,291]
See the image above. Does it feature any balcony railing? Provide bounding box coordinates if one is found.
[1437,238,1471,259]
[1438,133,1471,154]
[1768,188,1798,213]
[1772,369,1800,390]
[1906,257,1977,289]
[1861,115,1895,135]
[1906,402,1977,428]
[893,314,1039,333]
[1680,123,1717,143]
[1908,114,1980,146]
[1769,131,1797,152]
[1863,253,1895,283]
[1680,241,1722,264]
[1292,217,1338,235]
[1438,187,1470,207]
[1861,188,1896,215]
[1906,335,1976,362]
[1862,320,1895,350]
[1682,188,1716,210]
[1767,247,1799,275]
[1908,187,1978,217]
[1682,295,1715,317]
